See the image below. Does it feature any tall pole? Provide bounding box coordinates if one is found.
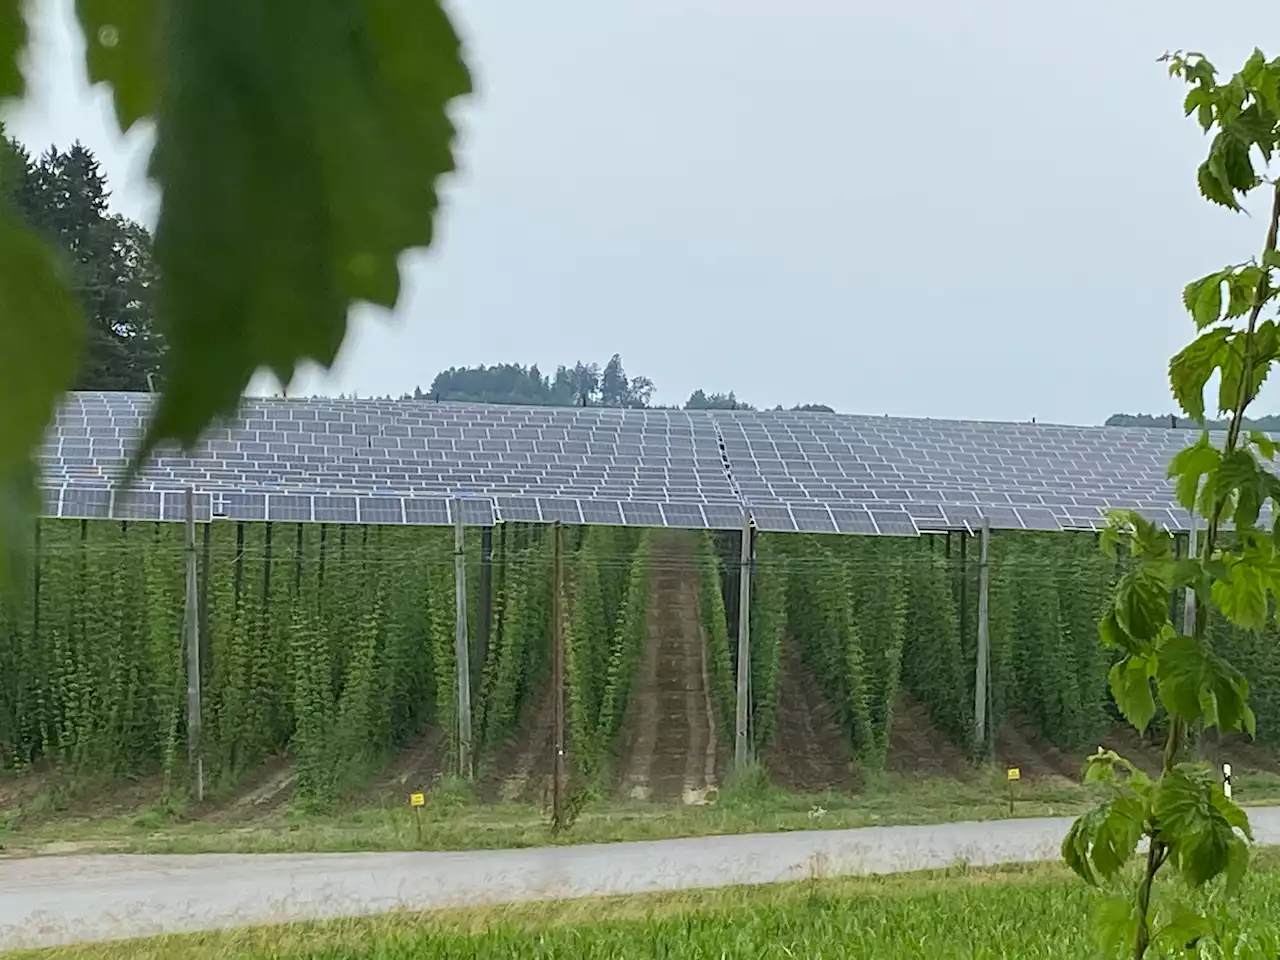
[183,488,204,801]
[551,521,566,832]
[453,500,473,780]
[1184,519,1199,632]
[735,509,753,769]
[478,527,493,686]
[973,518,991,755]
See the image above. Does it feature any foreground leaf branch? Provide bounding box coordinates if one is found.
[1064,49,1280,958]
[0,2,473,551]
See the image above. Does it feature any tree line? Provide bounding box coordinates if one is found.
[1,132,164,392]
[418,359,834,412]
[1106,412,1280,430]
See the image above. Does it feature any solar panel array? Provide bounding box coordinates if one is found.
[36,392,1211,535]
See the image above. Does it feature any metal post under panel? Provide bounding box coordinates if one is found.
[973,518,991,754]
[735,509,753,769]
[551,521,566,831]
[184,488,204,801]
[453,500,473,779]
[1184,520,1199,633]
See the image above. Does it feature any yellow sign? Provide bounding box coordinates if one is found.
[1007,768,1021,781]
[409,792,425,807]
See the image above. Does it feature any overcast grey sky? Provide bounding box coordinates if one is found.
[3,0,1275,423]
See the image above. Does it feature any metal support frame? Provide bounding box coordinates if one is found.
[452,500,473,780]
[1184,520,1199,632]
[734,509,753,769]
[959,529,969,657]
[973,518,991,753]
[183,489,204,801]
[478,527,493,686]
[551,521,566,831]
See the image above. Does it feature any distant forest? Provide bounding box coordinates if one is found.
[379,354,836,413]
[1106,413,1280,430]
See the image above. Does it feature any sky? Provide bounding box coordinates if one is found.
[2,0,1276,424]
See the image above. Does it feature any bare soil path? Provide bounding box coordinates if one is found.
[617,532,719,804]
[763,640,858,792]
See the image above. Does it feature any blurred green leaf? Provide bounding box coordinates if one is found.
[1109,655,1157,734]
[1250,430,1277,459]
[75,0,160,132]
[141,0,471,459]
[0,0,25,99]
[0,204,85,565]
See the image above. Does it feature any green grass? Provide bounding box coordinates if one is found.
[0,770,1095,857]
[12,857,1280,959]
[4,766,1279,859]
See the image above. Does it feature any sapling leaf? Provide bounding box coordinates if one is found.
[1192,271,1225,328]
[1169,327,1231,421]
[1109,655,1157,733]
[1168,433,1220,510]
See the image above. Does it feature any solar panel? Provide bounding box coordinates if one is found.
[314,495,359,524]
[702,503,747,530]
[620,500,665,527]
[112,489,162,521]
[267,494,313,522]
[36,392,1242,535]
[404,497,450,525]
[790,505,837,534]
[61,486,110,519]
[216,492,266,521]
[162,490,213,523]
[496,496,542,523]
[538,498,583,524]
[578,499,626,525]
[458,499,496,529]
[829,506,878,535]
[358,497,406,525]
[661,502,707,529]
[750,505,797,532]
[867,508,919,537]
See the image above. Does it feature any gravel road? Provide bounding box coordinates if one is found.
[3,808,1278,951]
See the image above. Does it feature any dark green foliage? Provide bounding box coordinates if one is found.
[982,533,1115,751]
[429,357,655,408]
[695,532,736,744]
[848,537,907,769]
[0,520,185,774]
[759,535,904,769]
[749,534,787,748]
[1209,611,1280,750]
[1,138,164,390]
[563,527,649,787]
[478,526,551,756]
[0,519,462,807]
[900,540,970,748]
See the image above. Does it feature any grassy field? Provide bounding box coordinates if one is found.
[11,857,1280,959]
[5,765,1280,858]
